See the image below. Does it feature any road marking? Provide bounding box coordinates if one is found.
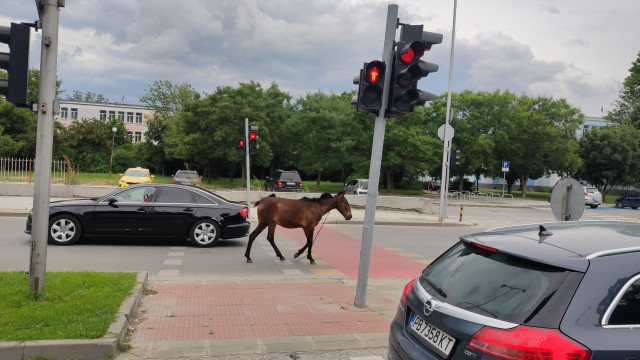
[281,269,302,275]
[167,252,184,257]
[351,357,384,360]
[310,268,344,276]
[416,259,433,265]
[397,252,422,258]
[163,259,182,266]
[157,269,179,276]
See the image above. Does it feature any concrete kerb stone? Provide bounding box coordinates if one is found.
[0,272,148,360]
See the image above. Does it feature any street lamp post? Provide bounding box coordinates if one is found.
[109,127,117,179]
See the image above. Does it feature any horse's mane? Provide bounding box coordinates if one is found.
[254,193,276,206]
[301,193,333,202]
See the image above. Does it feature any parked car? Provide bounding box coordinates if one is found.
[389,221,640,360]
[264,170,303,192]
[343,179,368,195]
[118,167,154,188]
[584,185,602,208]
[25,184,250,247]
[172,170,201,186]
[615,192,640,209]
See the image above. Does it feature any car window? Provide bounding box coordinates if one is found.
[360,180,369,189]
[193,192,213,204]
[280,173,300,181]
[124,169,149,177]
[157,187,194,203]
[419,241,573,324]
[608,277,640,326]
[347,180,357,186]
[114,187,148,202]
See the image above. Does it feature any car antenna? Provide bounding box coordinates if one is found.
[538,225,553,242]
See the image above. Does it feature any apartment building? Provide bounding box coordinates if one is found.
[55,100,154,143]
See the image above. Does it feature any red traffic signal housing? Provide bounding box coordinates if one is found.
[237,138,245,155]
[0,22,30,106]
[352,60,386,116]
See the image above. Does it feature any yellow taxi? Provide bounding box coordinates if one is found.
[118,167,154,187]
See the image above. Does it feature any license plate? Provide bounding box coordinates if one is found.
[287,182,295,186]
[409,313,456,357]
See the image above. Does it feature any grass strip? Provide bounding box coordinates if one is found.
[0,271,137,341]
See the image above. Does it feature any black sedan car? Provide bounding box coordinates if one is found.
[615,192,640,209]
[389,221,640,360]
[25,184,250,247]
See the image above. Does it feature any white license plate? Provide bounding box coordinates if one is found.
[409,313,456,357]
[287,182,295,186]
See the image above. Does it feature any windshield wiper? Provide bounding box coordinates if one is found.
[425,278,447,298]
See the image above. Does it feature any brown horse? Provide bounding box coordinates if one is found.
[244,191,352,264]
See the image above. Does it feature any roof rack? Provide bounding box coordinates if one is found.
[586,246,640,259]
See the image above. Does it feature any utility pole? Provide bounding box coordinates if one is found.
[30,0,64,294]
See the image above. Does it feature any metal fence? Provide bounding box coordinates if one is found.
[0,157,69,183]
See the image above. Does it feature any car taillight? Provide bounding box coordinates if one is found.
[197,179,200,184]
[468,326,591,360]
[172,178,176,184]
[239,208,248,217]
[299,180,302,188]
[401,278,416,305]
[277,180,282,187]
[470,242,498,253]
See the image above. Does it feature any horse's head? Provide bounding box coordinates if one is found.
[334,191,352,220]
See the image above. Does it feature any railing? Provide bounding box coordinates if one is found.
[441,190,514,205]
[0,157,69,184]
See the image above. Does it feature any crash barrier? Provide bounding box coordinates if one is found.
[446,190,513,205]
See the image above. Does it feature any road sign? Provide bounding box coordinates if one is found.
[437,124,454,141]
[502,161,510,172]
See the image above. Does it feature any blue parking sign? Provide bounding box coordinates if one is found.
[502,161,510,172]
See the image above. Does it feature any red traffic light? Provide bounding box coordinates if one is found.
[398,42,425,64]
[238,139,245,147]
[249,131,257,140]
[367,66,381,83]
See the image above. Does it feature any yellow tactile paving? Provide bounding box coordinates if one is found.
[383,247,405,251]
[416,259,433,265]
[397,252,422,258]
[310,268,344,276]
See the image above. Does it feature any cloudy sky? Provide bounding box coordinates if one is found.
[2,0,639,117]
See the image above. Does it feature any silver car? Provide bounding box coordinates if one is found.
[172,170,201,186]
[584,186,602,208]
[344,179,368,195]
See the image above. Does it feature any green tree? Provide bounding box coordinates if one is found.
[57,118,127,171]
[578,124,640,201]
[0,125,24,156]
[607,51,640,126]
[64,90,109,103]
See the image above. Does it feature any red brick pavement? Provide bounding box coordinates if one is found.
[134,282,394,341]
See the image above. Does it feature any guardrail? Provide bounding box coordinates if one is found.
[443,190,515,205]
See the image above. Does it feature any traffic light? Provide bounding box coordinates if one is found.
[387,24,442,117]
[237,138,246,155]
[351,60,385,116]
[0,23,30,106]
[450,149,460,169]
[249,125,258,155]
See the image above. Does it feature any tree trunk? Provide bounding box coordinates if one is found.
[387,169,393,192]
[520,171,529,198]
[315,170,322,191]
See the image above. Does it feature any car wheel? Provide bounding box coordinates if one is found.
[590,205,598,209]
[633,206,638,210]
[48,214,82,245]
[189,219,221,247]
[615,201,623,209]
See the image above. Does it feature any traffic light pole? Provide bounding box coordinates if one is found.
[354,4,397,309]
[245,118,250,213]
[30,0,63,294]
[438,0,458,222]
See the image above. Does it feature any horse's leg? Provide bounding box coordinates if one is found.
[266,222,285,261]
[245,223,267,263]
[303,227,315,265]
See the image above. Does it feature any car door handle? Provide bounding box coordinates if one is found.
[182,208,194,212]
[137,207,146,212]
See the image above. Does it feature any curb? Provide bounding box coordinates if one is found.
[0,272,148,360]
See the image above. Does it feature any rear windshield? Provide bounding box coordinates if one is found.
[360,180,369,189]
[280,173,301,181]
[177,171,198,178]
[124,169,149,177]
[419,241,572,324]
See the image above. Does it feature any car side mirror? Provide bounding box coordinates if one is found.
[108,197,118,207]
[265,176,270,180]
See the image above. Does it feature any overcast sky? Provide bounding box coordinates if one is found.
[2,0,639,117]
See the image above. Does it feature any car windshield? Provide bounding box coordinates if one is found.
[586,188,597,194]
[419,241,573,324]
[124,169,149,177]
[177,171,198,179]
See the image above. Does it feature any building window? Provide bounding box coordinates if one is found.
[109,111,116,120]
[127,112,133,123]
[133,132,142,143]
[71,108,78,120]
[136,113,143,124]
[99,110,107,121]
[117,111,125,121]
[60,107,68,119]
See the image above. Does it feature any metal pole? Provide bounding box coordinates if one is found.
[245,118,250,213]
[354,3,397,308]
[438,0,457,222]
[30,0,62,294]
[109,127,116,179]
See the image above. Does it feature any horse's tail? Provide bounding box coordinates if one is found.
[254,193,276,206]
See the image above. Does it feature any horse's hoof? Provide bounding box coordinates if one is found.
[293,252,300,259]
[246,259,253,263]
[279,257,286,262]
[309,259,316,265]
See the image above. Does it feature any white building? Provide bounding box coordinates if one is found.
[55,101,154,143]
